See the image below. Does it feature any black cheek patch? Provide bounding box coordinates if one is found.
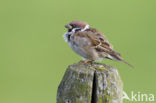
[75,28,81,32]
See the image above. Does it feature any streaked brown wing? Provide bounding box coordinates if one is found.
[75,30,121,58]
[88,28,113,49]
[73,28,134,68]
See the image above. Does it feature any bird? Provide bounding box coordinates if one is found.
[63,20,134,68]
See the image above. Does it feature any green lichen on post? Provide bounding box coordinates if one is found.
[57,63,95,103]
[57,62,123,103]
[94,65,123,103]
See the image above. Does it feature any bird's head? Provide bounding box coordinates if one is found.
[65,20,90,33]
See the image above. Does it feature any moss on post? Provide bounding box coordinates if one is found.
[57,62,123,103]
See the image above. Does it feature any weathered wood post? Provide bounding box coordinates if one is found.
[57,62,123,103]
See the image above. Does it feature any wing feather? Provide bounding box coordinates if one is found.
[73,28,134,68]
[75,29,121,59]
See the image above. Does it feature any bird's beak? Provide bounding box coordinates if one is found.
[65,24,72,29]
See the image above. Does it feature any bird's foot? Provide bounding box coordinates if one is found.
[78,60,94,65]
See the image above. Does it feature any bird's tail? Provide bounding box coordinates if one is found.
[119,58,135,69]
[108,51,135,69]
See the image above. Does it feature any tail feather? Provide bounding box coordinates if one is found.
[120,59,135,69]
[103,49,134,69]
[108,53,135,69]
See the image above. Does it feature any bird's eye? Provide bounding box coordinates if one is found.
[70,24,75,28]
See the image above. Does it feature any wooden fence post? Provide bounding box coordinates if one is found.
[57,62,123,103]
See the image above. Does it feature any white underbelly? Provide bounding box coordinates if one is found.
[68,40,99,60]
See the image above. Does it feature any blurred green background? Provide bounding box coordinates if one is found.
[0,0,156,103]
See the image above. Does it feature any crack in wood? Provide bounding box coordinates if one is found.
[91,72,97,103]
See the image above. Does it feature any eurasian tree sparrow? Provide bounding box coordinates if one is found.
[63,20,134,68]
